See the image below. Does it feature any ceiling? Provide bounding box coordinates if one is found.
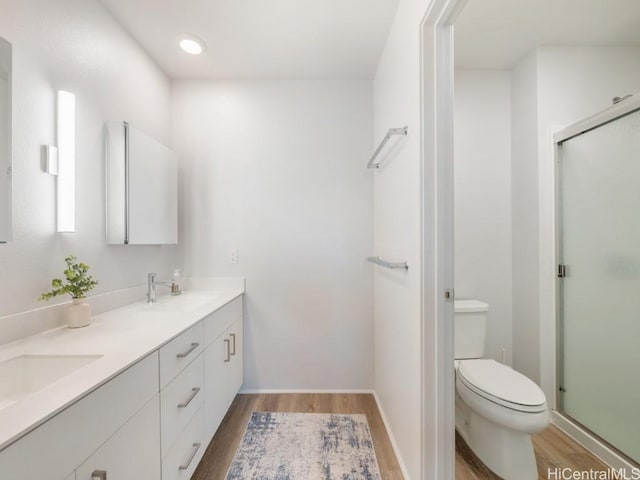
[455,0,640,69]
[99,0,399,80]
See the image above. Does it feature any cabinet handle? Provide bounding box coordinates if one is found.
[230,333,236,356]
[92,471,107,480]
[224,339,231,363]
[177,387,200,408]
[176,342,200,359]
[178,442,202,471]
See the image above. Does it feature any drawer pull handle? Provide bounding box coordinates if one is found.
[92,471,107,480]
[230,333,236,356]
[177,387,200,408]
[178,442,202,471]
[224,339,231,362]
[176,342,200,359]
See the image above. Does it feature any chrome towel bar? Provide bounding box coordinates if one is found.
[367,126,408,169]
[367,256,409,270]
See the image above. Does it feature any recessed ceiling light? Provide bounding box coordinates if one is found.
[178,35,206,55]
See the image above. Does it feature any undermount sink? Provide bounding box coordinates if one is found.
[0,354,102,410]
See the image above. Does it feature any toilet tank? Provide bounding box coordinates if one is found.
[454,299,489,359]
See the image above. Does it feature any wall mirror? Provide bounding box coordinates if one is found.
[0,36,11,243]
[105,121,178,245]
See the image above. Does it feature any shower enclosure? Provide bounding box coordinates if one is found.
[556,98,640,465]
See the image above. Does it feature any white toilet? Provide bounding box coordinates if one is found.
[454,299,550,480]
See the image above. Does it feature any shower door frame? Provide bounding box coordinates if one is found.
[553,94,640,470]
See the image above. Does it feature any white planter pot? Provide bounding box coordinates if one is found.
[67,299,91,328]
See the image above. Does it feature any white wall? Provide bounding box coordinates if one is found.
[0,0,180,323]
[372,0,431,477]
[535,46,640,399]
[510,51,541,383]
[537,47,640,129]
[509,46,640,390]
[0,0,180,322]
[454,70,512,365]
[171,80,374,391]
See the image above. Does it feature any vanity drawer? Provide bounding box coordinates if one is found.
[0,352,159,480]
[204,296,242,346]
[162,405,206,480]
[161,352,204,456]
[160,322,203,388]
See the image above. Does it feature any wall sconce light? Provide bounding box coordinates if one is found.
[44,90,75,232]
[57,90,75,233]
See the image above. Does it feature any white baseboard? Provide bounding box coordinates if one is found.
[238,388,376,394]
[373,392,411,480]
[552,411,637,472]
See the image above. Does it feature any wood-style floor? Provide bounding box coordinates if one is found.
[192,393,609,480]
[191,393,404,480]
[456,425,610,479]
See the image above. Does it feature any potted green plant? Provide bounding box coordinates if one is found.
[39,255,99,328]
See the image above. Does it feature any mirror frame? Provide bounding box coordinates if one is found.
[0,35,11,243]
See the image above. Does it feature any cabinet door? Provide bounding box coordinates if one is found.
[75,397,161,480]
[106,122,178,245]
[227,318,243,406]
[204,334,228,440]
[204,296,242,346]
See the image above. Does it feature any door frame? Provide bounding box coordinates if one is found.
[553,95,640,145]
[419,0,467,478]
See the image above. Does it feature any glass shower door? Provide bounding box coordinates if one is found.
[558,108,640,463]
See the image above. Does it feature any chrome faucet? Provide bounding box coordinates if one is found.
[147,273,174,304]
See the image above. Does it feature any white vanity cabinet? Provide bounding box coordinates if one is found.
[0,352,159,480]
[203,297,244,439]
[0,293,244,480]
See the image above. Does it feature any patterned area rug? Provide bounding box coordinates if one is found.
[226,412,382,480]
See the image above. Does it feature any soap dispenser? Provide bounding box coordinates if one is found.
[171,269,182,295]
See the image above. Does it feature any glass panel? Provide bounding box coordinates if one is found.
[559,108,640,462]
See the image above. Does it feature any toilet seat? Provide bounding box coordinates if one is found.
[457,359,547,413]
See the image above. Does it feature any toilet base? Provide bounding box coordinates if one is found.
[456,394,539,480]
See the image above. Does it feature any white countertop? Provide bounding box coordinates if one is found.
[0,288,244,452]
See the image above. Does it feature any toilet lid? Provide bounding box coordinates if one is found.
[458,359,547,411]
